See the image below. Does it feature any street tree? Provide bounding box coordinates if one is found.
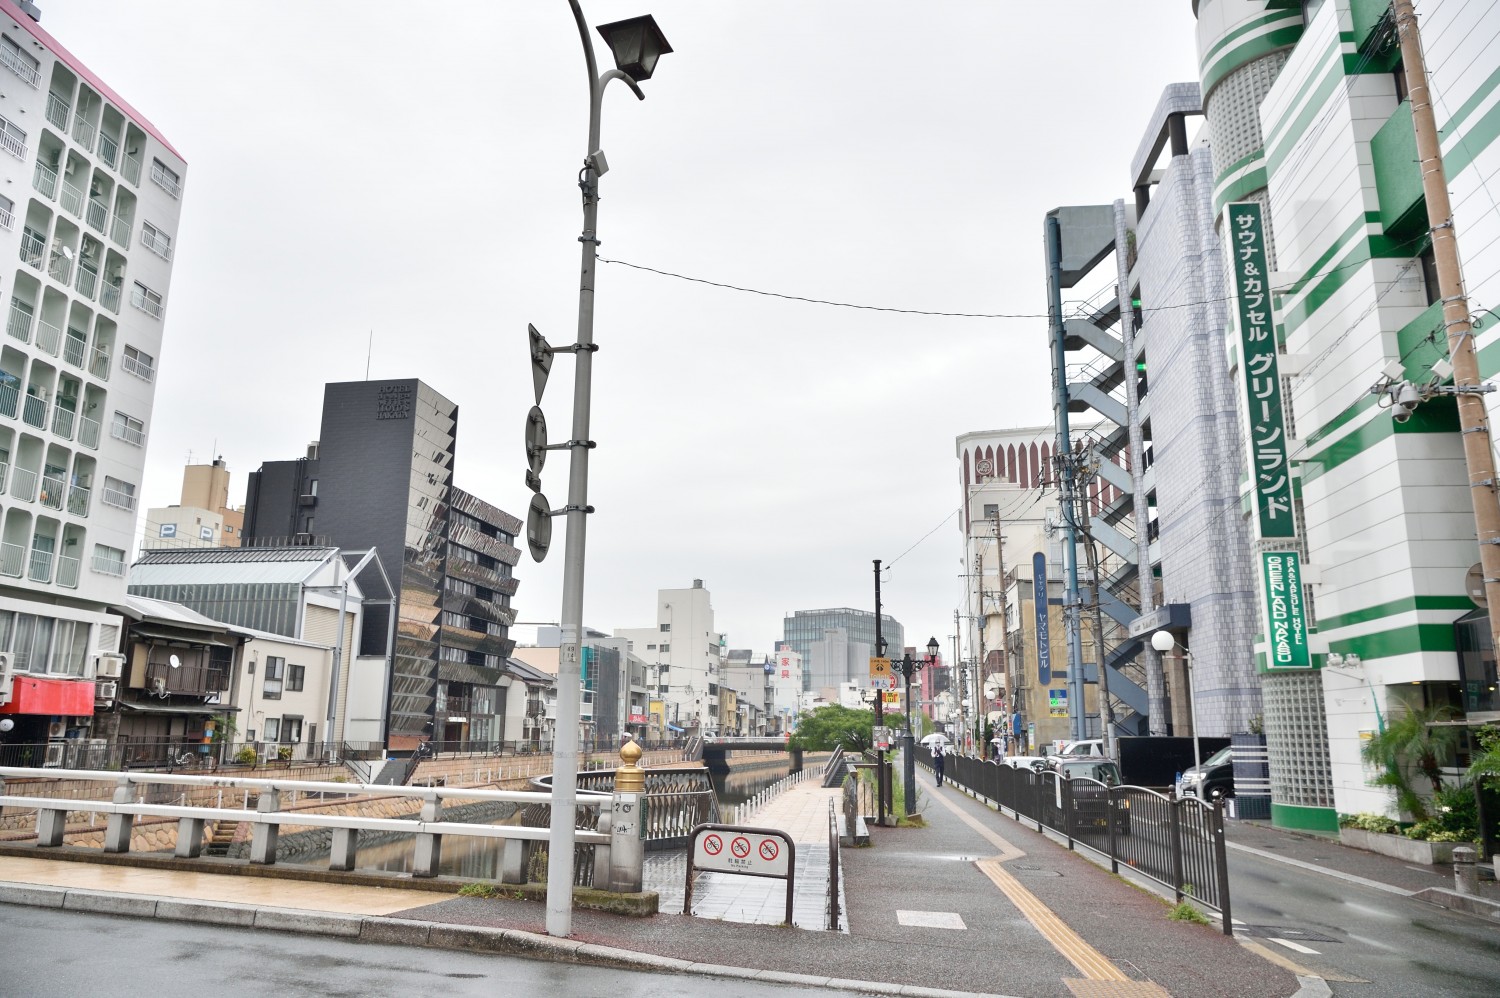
[789,704,875,753]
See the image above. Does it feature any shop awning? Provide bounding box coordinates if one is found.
[129,627,234,647]
[119,701,240,715]
[666,723,684,732]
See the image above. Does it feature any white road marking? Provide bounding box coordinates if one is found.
[1270,937,1321,955]
[896,910,967,929]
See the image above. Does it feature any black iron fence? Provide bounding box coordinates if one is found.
[920,747,1231,933]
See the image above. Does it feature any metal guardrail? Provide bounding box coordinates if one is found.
[919,748,1232,934]
[0,766,613,886]
[826,798,841,931]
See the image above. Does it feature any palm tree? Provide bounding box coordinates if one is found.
[1360,702,1462,822]
[1467,723,1500,794]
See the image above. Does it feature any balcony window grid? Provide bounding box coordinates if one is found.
[149,159,180,198]
[141,223,171,261]
[55,555,79,588]
[0,116,26,161]
[100,277,122,314]
[75,261,98,300]
[21,392,47,428]
[59,180,84,218]
[62,329,85,367]
[110,214,130,249]
[50,405,74,440]
[101,477,135,511]
[32,160,56,199]
[9,465,37,501]
[121,152,141,185]
[48,248,72,285]
[39,475,64,510]
[130,282,163,319]
[78,414,100,449]
[27,547,52,583]
[97,132,118,168]
[0,461,8,491]
[7,300,33,342]
[19,227,44,269]
[110,411,144,447]
[0,38,40,87]
[0,541,21,577]
[67,482,89,517]
[0,198,13,231]
[35,319,61,357]
[122,348,154,382]
[89,348,110,380]
[71,114,96,153]
[91,545,125,577]
[0,381,16,417]
[44,93,69,131]
[85,198,107,234]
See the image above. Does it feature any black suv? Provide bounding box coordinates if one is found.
[1179,746,1234,801]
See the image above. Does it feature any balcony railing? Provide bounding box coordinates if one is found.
[39,476,65,510]
[0,462,8,491]
[130,286,163,319]
[0,382,17,418]
[150,162,180,198]
[110,420,143,447]
[21,393,47,429]
[121,353,154,382]
[146,661,231,696]
[0,46,40,87]
[100,278,122,314]
[142,229,172,262]
[60,180,84,218]
[44,92,69,130]
[10,466,37,501]
[36,319,62,357]
[0,542,23,577]
[19,229,44,269]
[85,198,107,234]
[33,161,59,201]
[72,115,97,152]
[0,126,25,161]
[90,348,111,381]
[67,483,90,517]
[62,331,86,368]
[91,551,125,577]
[6,302,32,343]
[78,415,100,449]
[76,263,98,300]
[50,405,75,440]
[98,132,119,168]
[110,214,131,249]
[48,250,72,285]
[101,483,135,511]
[0,201,12,231]
[122,152,141,185]
[28,547,53,583]
[55,555,80,588]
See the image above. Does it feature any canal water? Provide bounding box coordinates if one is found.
[301,759,794,880]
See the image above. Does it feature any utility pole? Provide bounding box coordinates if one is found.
[974,551,986,756]
[951,615,961,742]
[1077,440,1117,757]
[872,559,887,825]
[1393,0,1500,646]
[989,510,1011,755]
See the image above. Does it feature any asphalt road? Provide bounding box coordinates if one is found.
[1225,846,1500,997]
[0,906,887,998]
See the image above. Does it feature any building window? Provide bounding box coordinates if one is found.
[287,664,305,692]
[982,503,999,518]
[110,411,145,446]
[660,623,671,632]
[150,158,181,198]
[263,717,280,742]
[1393,57,1409,104]
[130,281,164,319]
[122,345,155,382]
[281,716,303,743]
[1419,244,1440,306]
[0,35,40,87]
[91,544,125,576]
[0,193,13,231]
[263,655,284,699]
[0,114,26,160]
[660,643,670,652]
[140,221,172,261]
[224,525,234,536]
[101,476,137,511]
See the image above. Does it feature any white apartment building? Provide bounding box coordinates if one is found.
[615,580,724,736]
[0,1,185,745]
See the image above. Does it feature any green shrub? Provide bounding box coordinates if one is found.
[1403,782,1478,841]
[458,882,498,898]
[234,747,258,765]
[277,747,292,761]
[1339,812,1400,834]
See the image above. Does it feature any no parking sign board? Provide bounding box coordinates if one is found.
[687,823,796,925]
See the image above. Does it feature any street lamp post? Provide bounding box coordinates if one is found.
[893,637,941,817]
[1150,631,1200,780]
[547,1,671,940]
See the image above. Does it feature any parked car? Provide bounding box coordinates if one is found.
[1053,759,1131,835]
[1058,738,1106,759]
[1178,745,1235,801]
[1000,755,1048,772]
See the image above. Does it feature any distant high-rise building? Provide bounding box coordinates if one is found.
[142,457,245,549]
[615,580,724,735]
[0,2,187,742]
[782,608,903,699]
[242,379,521,751]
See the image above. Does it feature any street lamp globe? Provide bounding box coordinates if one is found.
[596,15,673,80]
[1150,630,1176,653]
[926,636,940,658]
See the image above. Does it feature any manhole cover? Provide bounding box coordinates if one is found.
[1012,865,1062,877]
[1241,926,1338,942]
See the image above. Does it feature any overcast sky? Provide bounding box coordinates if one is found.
[42,1,1202,656]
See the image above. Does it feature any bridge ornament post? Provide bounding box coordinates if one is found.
[608,738,647,892]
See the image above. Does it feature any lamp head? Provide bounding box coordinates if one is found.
[1150,630,1176,653]
[927,636,940,658]
[596,14,673,81]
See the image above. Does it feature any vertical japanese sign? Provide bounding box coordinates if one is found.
[1227,202,1296,539]
[1033,552,1051,685]
[1261,551,1310,668]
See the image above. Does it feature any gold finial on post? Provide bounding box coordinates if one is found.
[616,735,646,793]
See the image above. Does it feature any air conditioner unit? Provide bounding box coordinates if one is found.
[94,652,125,679]
[43,742,65,767]
[47,720,65,739]
[95,680,118,702]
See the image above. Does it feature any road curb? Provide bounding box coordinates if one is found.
[0,879,1020,997]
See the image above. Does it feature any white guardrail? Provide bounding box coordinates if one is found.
[0,767,612,882]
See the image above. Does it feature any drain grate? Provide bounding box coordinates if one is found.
[1240,925,1339,943]
[1011,864,1062,877]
